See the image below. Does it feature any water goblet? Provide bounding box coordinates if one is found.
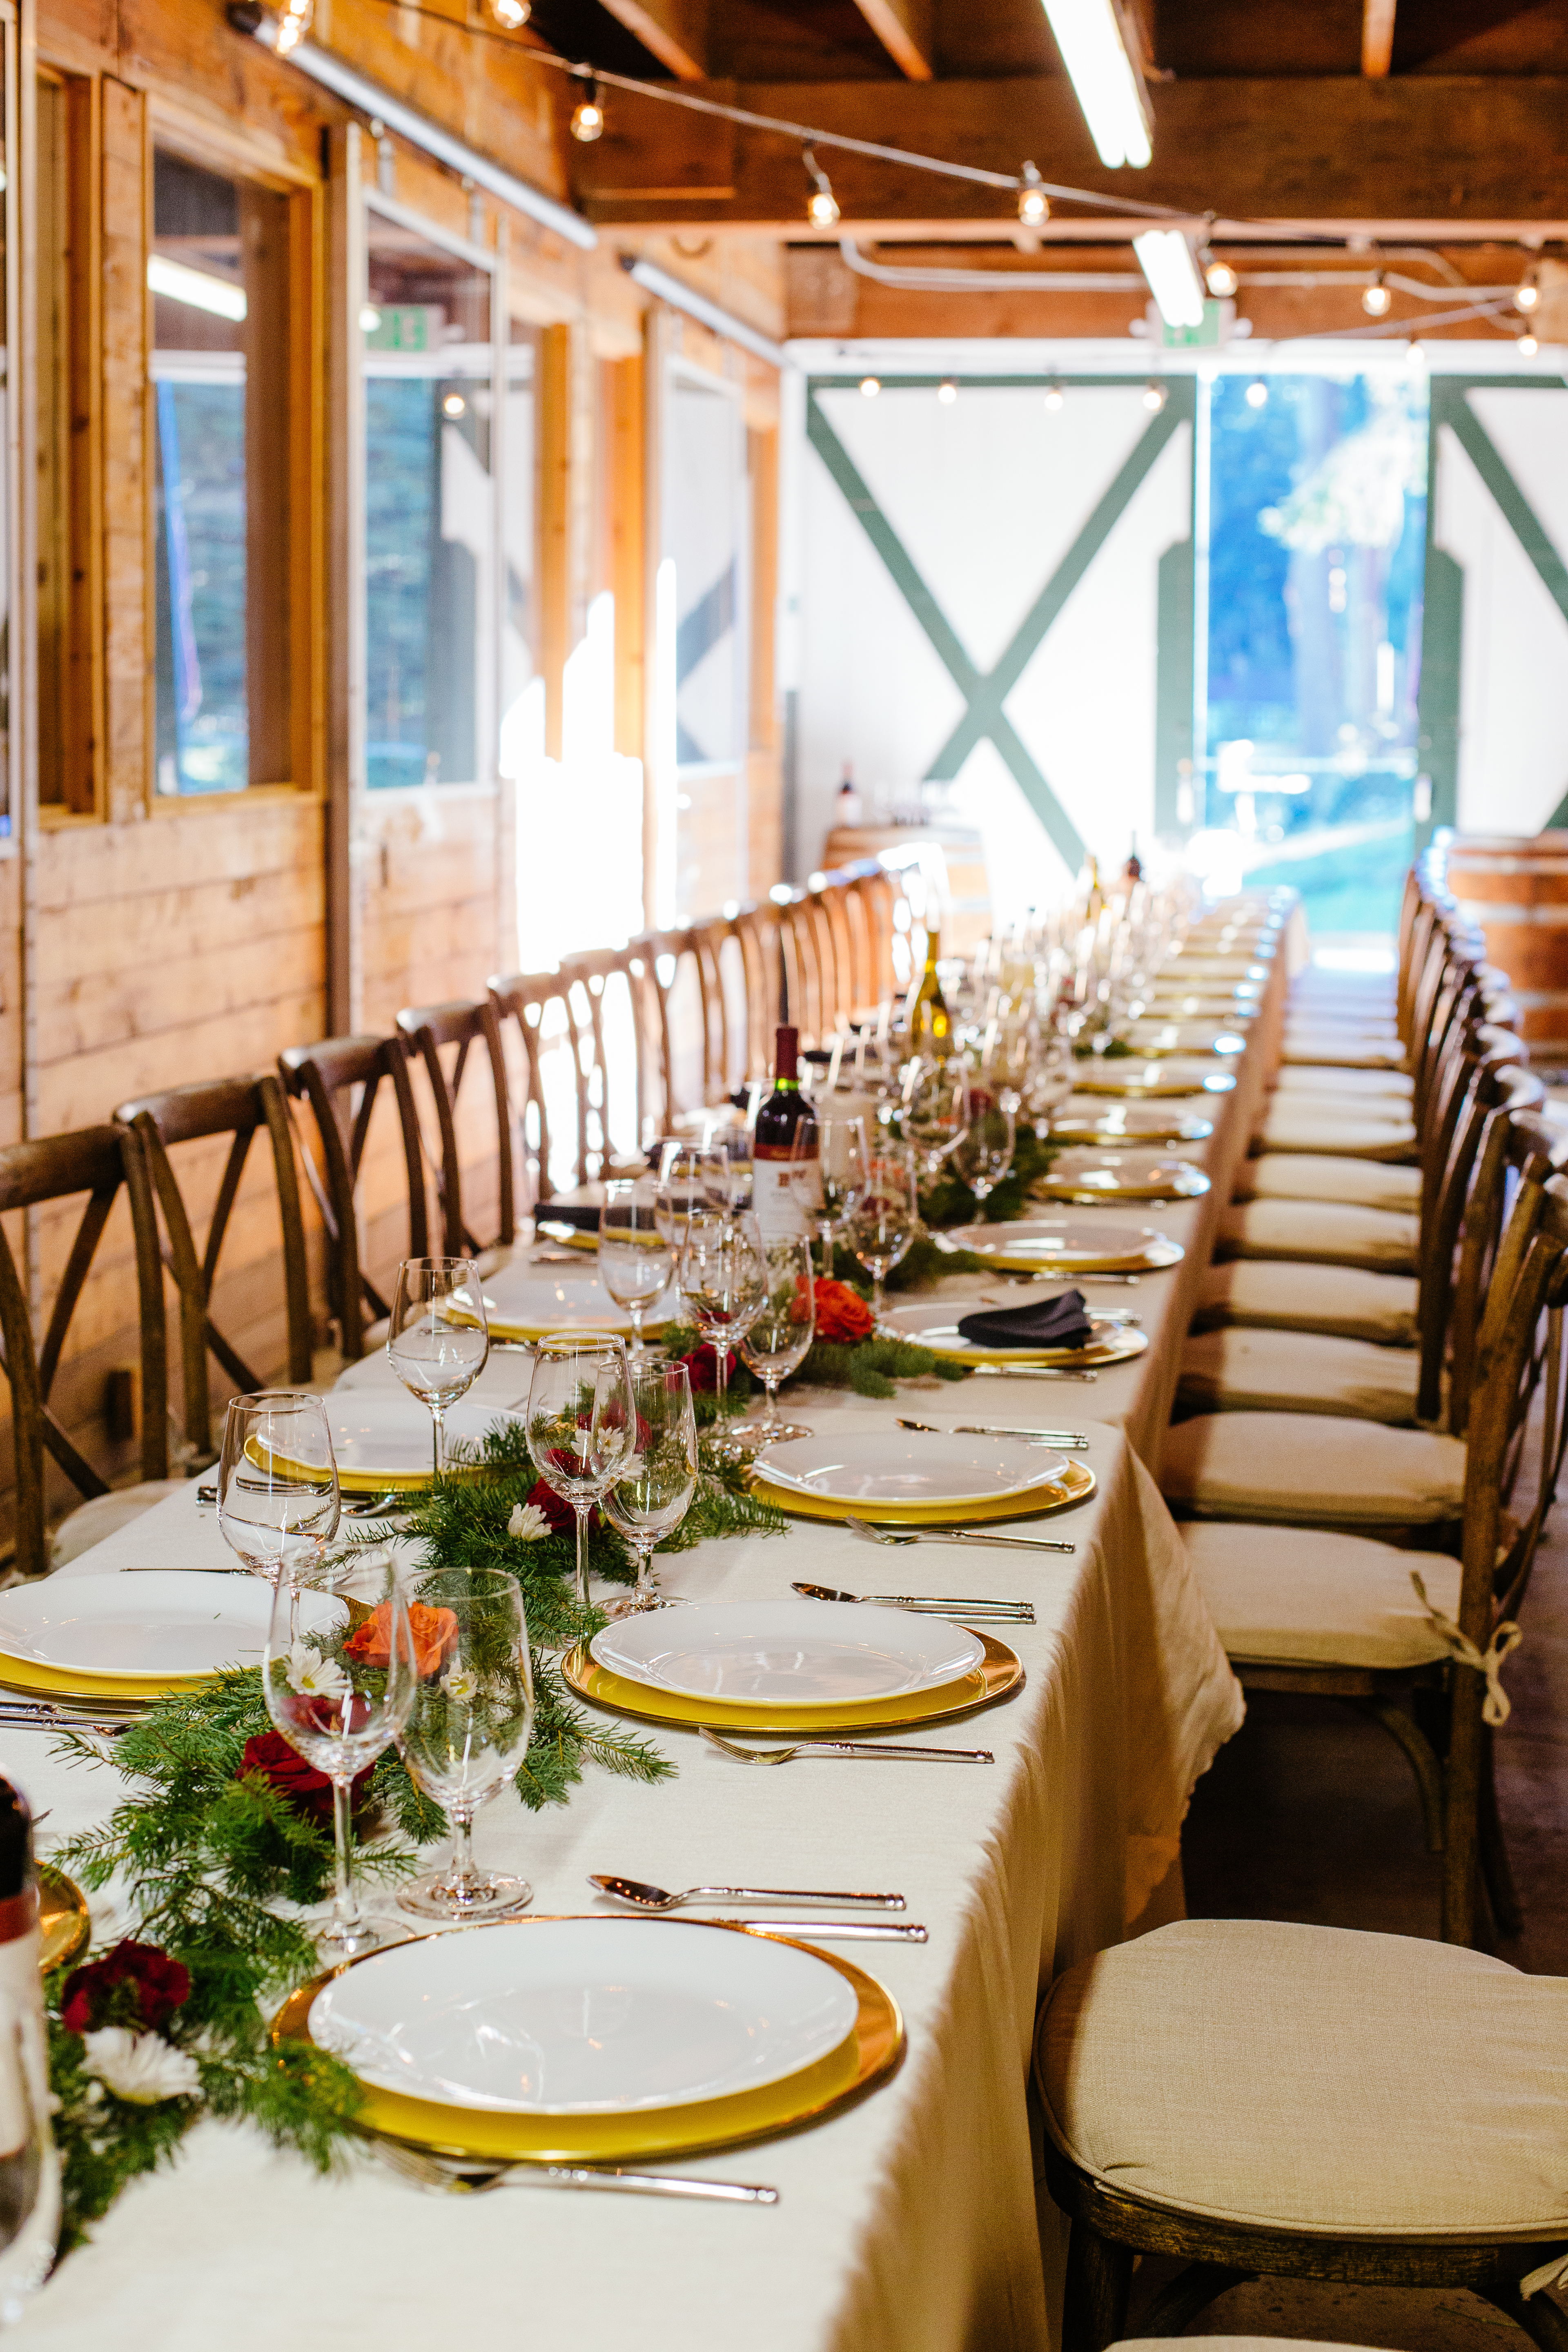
[264,1547,417,1956]
[525,1335,636,1610]
[848,1145,920,1318]
[396,1566,536,1920]
[732,1233,817,1448]
[599,1178,674,1358]
[678,1209,767,1462]
[953,1090,1017,1207]
[388,1257,489,1477]
[218,1391,340,1584]
[600,1361,698,1615]
[813,1115,867,1280]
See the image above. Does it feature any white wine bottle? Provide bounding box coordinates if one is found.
[904,918,952,1057]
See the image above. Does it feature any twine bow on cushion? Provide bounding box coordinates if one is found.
[1409,1570,1522,1727]
[1520,2249,1568,2301]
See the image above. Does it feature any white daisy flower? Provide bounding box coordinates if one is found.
[444,1664,478,1704]
[285,1643,349,1699]
[507,1503,551,1542]
[81,2028,200,2105]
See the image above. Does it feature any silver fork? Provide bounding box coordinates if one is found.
[374,2138,779,2205]
[846,1515,1074,1557]
[700,1726,993,1765]
[895,1417,1089,1448]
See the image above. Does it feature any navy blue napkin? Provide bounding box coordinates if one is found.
[956,1288,1094,1351]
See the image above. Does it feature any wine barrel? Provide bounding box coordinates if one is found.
[1447,832,1568,1047]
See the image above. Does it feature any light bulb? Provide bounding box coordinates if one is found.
[1143,380,1166,412]
[359,305,382,333]
[570,81,604,142]
[1044,382,1065,412]
[1205,260,1237,298]
[1245,377,1268,409]
[274,0,313,53]
[804,148,838,229]
[490,0,530,21]
[859,376,880,399]
[1519,332,1539,356]
[937,379,958,405]
[1517,278,1539,311]
[1362,276,1391,316]
[442,391,467,417]
[1408,338,1426,369]
[1018,164,1049,227]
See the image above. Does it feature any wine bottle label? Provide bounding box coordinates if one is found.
[752,1157,823,1237]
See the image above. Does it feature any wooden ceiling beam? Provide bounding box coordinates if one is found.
[573,74,1568,227]
[849,0,935,81]
[597,0,710,82]
[1362,0,1397,78]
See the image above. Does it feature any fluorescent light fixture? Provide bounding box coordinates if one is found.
[1042,0,1152,169]
[147,254,247,321]
[618,256,787,369]
[1133,229,1205,329]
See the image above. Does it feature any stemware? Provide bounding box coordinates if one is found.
[598,1178,674,1357]
[733,1233,817,1448]
[678,1209,768,1461]
[525,1335,636,1610]
[600,1360,699,1614]
[387,1257,489,1477]
[952,1090,1017,1207]
[396,1566,536,1919]
[698,1135,754,1219]
[654,1145,706,1253]
[217,1391,340,1584]
[813,1115,867,1280]
[848,1145,920,1318]
[902,1058,970,1180]
[264,1547,417,1955]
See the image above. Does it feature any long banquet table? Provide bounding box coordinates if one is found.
[3,903,1298,2352]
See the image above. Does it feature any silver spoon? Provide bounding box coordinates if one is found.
[700,1726,993,1766]
[589,1874,905,1911]
[846,1515,1074,1557]
[376,2139,779,2205]
[792,1579,1034,1622]
[895,1417,1089,1448]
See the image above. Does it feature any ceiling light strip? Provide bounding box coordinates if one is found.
[619,256,788,368]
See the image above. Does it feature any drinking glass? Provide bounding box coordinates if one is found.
[849,1145,920,1317]
[678,1209,767,1461]
[396,1566,536,1920]
[733,1233,817,1448]
[902,1058,970,1179]
[654,1144,707,1251]
[698,1136,754,1218]
[387,1257,489,1477]
[953,1091,1017,1206]
[599,1178,674,1358]
[264,1547,417,1955]
[525,1335,636,1610]
[218,1391,340,1584]
[600,1361,698,1615]
[813,1115,867,1280]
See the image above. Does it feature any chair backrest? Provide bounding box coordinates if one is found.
[276,1034,428,1361]
[0,1127,163,1577]
[731,902,784,1083]
[1416,1047,1543,1426]
[394,1000,515,1260]
[554,946,658,1183]
[115,1076,312,1468]
[487,969,583,1205]
[688,918,742,1102]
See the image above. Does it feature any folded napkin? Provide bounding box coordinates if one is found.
[956,1289,1095,1352]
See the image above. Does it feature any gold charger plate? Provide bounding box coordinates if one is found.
[38,1865,90,1974]
[1049,1111,1215,1145]
[1032,1163,1210,1205]
[1067,1065,1236,1099]
[749,1457,1095,1527]
[272,1919,903,2165]
[564,1626,1026,1734]
[945,1227,1185,1276]
[0,1649,197,1704]
[873,1314,1148,1369]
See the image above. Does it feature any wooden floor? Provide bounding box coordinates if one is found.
[1129,1504,1568,2348]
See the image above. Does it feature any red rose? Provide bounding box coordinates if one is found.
[61,1938,191,2036]
[677,1343,735,1392]
[804,1278,874,1344]
[523,1477,579,1535]
[237,1729,373,1828]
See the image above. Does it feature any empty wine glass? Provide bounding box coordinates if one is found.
[678,1209,767,1462]
[387,1257,489,1478]
[264,1547,417,1955]
[654,1145,706,1251]
[525,1335,636,1610]
[698,1136,754,1218]
[902,1058,970,1179]
[218,1392,340,1584]
[600,1360,698,1615]
[733,1233,816,1448]
[953,1089,1016,1206]
[396,1566,535,1920]
[814,1115,867,1280]
[849,1145,920,1317]
[599,1178,674,1358]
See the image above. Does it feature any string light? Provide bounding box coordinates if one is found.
[274,0,313,55]
[489,0,530,21]
[1519,332,1539,356]
[804,147,839,228]
[442,391,467,416]
[1143,379,1167,412]
[1408,337,1427,370]
[1205,258,1237,298]
[937,379,958,405]
[1017,162,1050,227]
[1245,377,1268,409]
[859,375,880,398]
[570,77,604,141]
[1517,274,1540,312]
[1362,272,1391,316]
[1044,382,1065,412]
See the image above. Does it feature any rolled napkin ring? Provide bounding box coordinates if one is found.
[1409,1569,1522,1728]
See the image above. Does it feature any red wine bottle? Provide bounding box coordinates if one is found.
[752,1027,820,1237]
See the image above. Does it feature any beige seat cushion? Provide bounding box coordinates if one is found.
[1273,1065,1414,1101]
[1218,1198,1418,1272]
[1235,1153,1422,1212]
[1192,1259,1419,1345]
[1160,1411,1466,1526]
[1113,2342,1396,2351]
[1283,1031,1405,1067]
[1181,1519,1457,1666]
[1038,1919,1568,2240]
[1178,1326,1421,1424]
[1254,1107,1417,1161]
[49,1481,190,1570]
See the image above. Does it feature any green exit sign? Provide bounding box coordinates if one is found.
[1161,299,1227,350]
[363,304,445,352]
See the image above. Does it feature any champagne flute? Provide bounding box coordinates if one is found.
[813,1115,867,1280]
[599,1178,674,1358]
[387,1257,489,1478]
[264,1547,417,1955]
[733,1234,816,1448]
[678,1209,767,1462]
[396,1566,535,1920]
[525,1335,636,1610]
[953,1089,1017,1206]
[600,1361,698,1615]
[218,1392,340,1584]
[849,1145,920,1318]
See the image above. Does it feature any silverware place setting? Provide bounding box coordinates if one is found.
[0,1700,136,1736]
[791,1579,1034,1624]
[845,1515,1074,1558]
[895,1417,1089,1449]
[966,1362,1099,1383]
[590,1874,906,1912]
[700,1726,993,1766]
[375,2139,779,2206]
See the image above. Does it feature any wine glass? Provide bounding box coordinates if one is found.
[599,1178,674,1358]
[654,1145,706,1252]
[525,1335,636,1610]
[698,1136,754,1218]
[600,1361,698,1615]
[813,1115,867,1280]
[264,1547,417,1955]
[733,1233,817,1448]
[395,1566,536,1920]
[902,1058,970,1179]
[678,1209,767,1461]
[218,1392,340,1584]
[953,1089,1017,1206]
[849,1145,920,1318]
[387,1257,489,1478]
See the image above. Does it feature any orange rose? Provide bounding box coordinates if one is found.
[344,1600,458,1679]
[804,1278,875,1344]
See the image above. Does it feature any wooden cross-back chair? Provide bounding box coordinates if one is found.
[731,901,784,1082]
[688,918,744,1101]
[276,1036,428,1361]
[394,1001,515,1260]
[116,1076,312,1468]
[632,928,710,1131]
[554,946,660,1183]
[487,969,581,1206]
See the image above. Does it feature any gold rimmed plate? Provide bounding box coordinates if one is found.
[565,1626,1026,1733]
[38,1866,90,1974]
[1032,1150,1211,1205]
[1067,1061,1237,1099]
[876,1305,1148,1368]
[944,1217,1185,1274]
[750,1461,1095,1529]
[272,1918,903,2165]
[1049,1107,1215,1145]
[1120,1022,1247,1058]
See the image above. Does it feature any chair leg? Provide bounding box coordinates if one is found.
[1442,1670,1486,1946]
[1060,2221,1134,2352]
[1485,2281,1568,2351]
[1137,2260,1254,2335]
[1353,1697,1445,1853]
[1478,1726,1524,1940]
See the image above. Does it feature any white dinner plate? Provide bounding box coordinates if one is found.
[1036,1149,1211,1203]
[879,1302,1149,1367]
[477,1257,677,1341]
[945,1217,1185,1271]
[1049,1105,1215,1145]
[591,1595,987,1708]
[1122,1022,1246,1057]
[0,1572,335,1681]
[1069,1059,1238,1098]
[753,1430,1067,1508]
[1142,993,1259,1020]
[310,1917,859,2113]
[258,1395,522,1490]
